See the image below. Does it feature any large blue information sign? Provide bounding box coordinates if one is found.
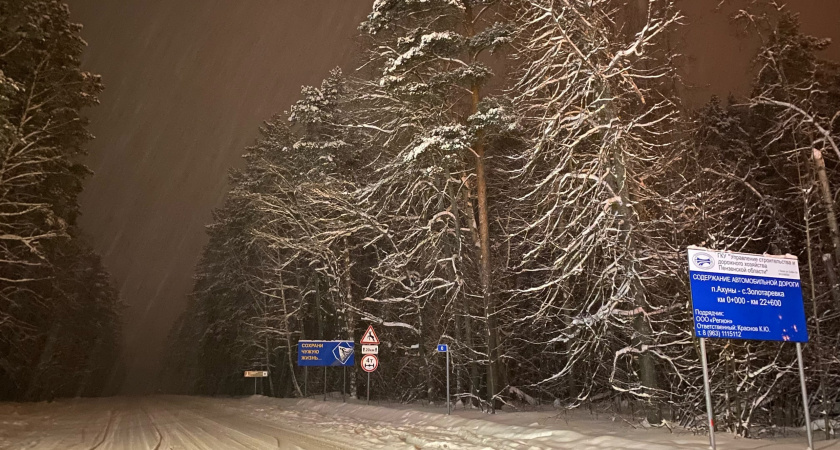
[687,247,808,342]
[297,340,355,367]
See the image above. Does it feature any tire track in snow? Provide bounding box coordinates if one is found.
[171,397,352,449]
[139,402,162,450]
[89,407,115,450]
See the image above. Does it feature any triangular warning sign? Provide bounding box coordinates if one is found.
[360,325,380,344]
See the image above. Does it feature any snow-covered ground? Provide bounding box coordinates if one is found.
[0,394,836,449]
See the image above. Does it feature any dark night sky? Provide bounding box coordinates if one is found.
[68,0,374,392]
[67,1,839,393]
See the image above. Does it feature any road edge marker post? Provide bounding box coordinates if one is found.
[446,347,450,415]
[437,344,450,415]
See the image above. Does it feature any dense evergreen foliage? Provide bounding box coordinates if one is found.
[0,0,122,400]
[167,0,839,438]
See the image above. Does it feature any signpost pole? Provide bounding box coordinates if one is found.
[343,366,346,402]
[699,338,716,450]
[796,343,813,450]
[446,347,451,415]
[254,377,257,395]
[360,325,380,406]
[304,367,308,398]
[324,367,327,402]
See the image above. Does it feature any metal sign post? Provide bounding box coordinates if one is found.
[360,325,381,405]
[437,344,450,415]
[796,343,814,450]
[360,353,378,405]
[324,366,327,402]
[699,338,715,449]
[687,247,811,450]
[244,371,268,396]
[446,349,450,415]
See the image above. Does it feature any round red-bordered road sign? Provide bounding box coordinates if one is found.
[360,354,378,373]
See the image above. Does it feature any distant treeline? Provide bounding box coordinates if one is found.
[165,0,839,438]
[0,0,122,400]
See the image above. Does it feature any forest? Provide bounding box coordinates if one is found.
[0,0,122,400]
[164,0,840,439]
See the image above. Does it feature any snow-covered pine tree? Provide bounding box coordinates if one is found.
[0,0,120,400]
[170,71,377,398]
[357,0,515,410]
[250,70,376,399]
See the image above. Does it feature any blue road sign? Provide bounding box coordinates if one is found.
[297,340,355,366]
[687,248,808,342]
[436,344,448,352]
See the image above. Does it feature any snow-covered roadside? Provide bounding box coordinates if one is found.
[224,394,840,449]
[0,395,836,449]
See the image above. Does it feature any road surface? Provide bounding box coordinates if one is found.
[0,396,356,449]
[1,395,835,449]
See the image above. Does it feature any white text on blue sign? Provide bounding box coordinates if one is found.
[687,248,808,342]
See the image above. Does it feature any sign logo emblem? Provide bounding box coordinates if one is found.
[692,252,715,270]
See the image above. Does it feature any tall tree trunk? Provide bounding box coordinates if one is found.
[315,274,324,338]
[804,207,832,440]
[454,311,464,404]
[813,149,840,314]
[464,305,481,406]
[821,254,840,312]
[464,1,499,412]
[75,337,103,398]
[417,302,434,403]
[265,333,274,396]
[278,270,301,397]
[457,177,482,406]
[447,167,467,405]
[610,134,660,422]
[260,292,275,397]
[26,324,60,400]
[813,149,840,262]
[342,241,358,399]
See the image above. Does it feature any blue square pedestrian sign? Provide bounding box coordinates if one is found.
[436,344,448,352]
[687,247,808,342]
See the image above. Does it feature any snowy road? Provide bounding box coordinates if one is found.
[0,395,836,449]
[0,396,350,450]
